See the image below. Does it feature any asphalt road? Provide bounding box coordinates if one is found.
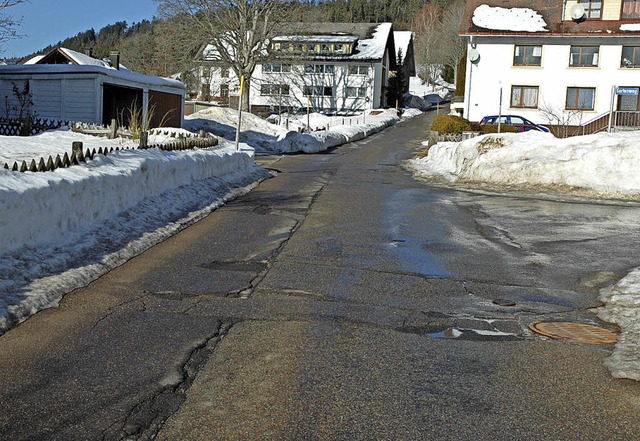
[2,112,640,440]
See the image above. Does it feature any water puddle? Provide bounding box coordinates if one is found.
[426,327,520,341]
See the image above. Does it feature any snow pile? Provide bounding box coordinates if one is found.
[0,143,270,333]
[472,5,548,33]
[186,107,402,154]
[273,109,401,153]
[598,269,640,380]
[408,131,640,200]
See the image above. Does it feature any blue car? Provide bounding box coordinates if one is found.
[480,115,550,132]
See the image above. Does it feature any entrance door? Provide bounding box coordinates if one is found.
[616,87,640,127]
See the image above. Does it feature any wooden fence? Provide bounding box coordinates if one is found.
[0,117,68,136]
[3,134,219,174]
[3,145,133,173]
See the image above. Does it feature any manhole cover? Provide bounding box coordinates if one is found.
[528,321,618,345]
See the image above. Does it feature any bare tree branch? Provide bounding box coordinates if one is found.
[0,0,27,50]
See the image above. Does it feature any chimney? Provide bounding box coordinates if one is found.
[109,51,120,70]
[84,48,93,58]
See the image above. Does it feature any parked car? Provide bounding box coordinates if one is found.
[479,115,550,132]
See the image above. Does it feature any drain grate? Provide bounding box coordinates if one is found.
[528,321,618,345]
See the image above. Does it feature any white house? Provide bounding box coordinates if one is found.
[196,22,399,116]
[0,47,185,128]
[459,0,640,134]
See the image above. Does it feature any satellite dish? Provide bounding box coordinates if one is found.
[468,48,480,63]
[570,4,586,21]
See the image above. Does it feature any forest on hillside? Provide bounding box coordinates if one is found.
[22,0,461,86]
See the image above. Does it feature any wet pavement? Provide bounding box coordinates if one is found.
[2,112,640,439]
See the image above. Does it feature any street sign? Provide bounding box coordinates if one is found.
[616,87,639,96]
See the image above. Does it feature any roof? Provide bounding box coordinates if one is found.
[201,22,395,63]
[460,0,640,37]
[0,64,185,90]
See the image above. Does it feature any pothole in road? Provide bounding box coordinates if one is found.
[528,321,618,345]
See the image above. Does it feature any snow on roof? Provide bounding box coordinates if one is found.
[0,64,185,90]
[351,22,392,61]
[394,31,412,60]
[23,55,44,65]
[472,4,548,33]
[59,47,112,68]
[621,23,640,31]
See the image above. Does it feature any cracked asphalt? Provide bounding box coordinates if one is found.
[3,112,640,440]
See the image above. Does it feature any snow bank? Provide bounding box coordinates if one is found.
[0,145,270,333]
[598,269,640,380]
[273,109,400,153]
[187,107,402,154]
[1,147,259,253]
[408,131,640,200]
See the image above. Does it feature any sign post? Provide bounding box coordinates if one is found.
[235,75,245,151]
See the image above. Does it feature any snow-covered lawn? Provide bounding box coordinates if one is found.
[408,130,640,381]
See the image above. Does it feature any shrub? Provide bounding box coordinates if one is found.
[430,114,472,134]
[480,123,518,134]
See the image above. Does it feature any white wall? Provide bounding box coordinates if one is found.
[247,62,379,113]
[0,76,98,122]
[464,37,640,124]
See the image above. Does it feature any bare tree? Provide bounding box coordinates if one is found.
[540,101,585,138]
[0,0,28,50]
[412,3,442,90]
[155,0,294,111]
[436,0,466,85]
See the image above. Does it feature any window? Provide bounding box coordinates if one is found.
[621,46,640,67]
[220,84,229,98]
[307,43,317,53]
[263,63,291,73]
[579,0,602,18]
[566,87,595,110]
[346,87,367,98]
[570,46,599,66]
[304,64,333,74]
[513,45,542,66]
[260,84,290,96]
[303,86,333,96]
[220,67,230,78]
[511,86,539,108]
[349,65,368,75]
[622,0,640,18]
[334,44,344,53]
[321,43,331,53]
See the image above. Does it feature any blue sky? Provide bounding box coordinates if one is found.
[3,0,158,57]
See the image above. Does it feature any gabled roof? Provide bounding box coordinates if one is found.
[22,47,131,70]
[460,0,640,37]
